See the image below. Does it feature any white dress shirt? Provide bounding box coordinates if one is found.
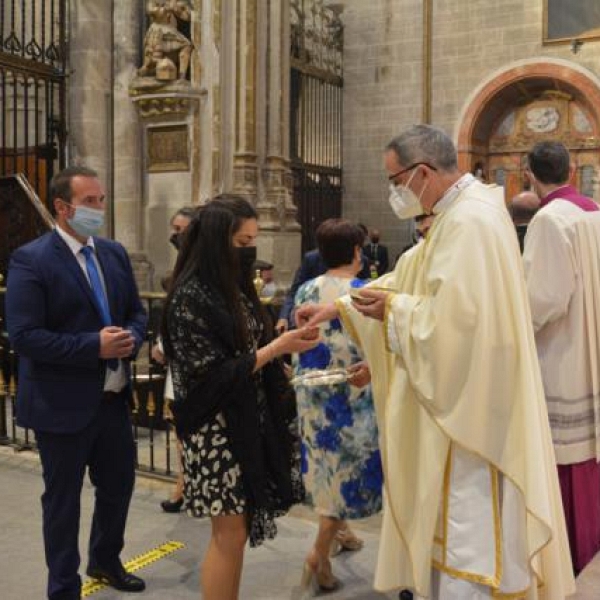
[55,225,127,392]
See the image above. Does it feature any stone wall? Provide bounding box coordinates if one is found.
[341,0,423,261]
[340,0,600,261]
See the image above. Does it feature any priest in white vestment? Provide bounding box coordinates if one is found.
[523,140,600,574]
[296,125,575,599]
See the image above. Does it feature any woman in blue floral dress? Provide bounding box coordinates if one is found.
[293,219,383,593]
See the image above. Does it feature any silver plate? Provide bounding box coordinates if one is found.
[291,368,348,387]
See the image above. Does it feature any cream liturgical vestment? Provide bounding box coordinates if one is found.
[523,200,600,465]
[337,179,575,598]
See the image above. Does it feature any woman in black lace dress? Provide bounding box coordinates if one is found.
[161,195,319,600]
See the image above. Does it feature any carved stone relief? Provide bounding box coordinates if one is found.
[146,124,189,172]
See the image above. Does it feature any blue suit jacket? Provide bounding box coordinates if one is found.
[6,230,148,434]
[279,249,326,324]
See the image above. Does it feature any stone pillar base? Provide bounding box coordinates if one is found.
[130,87,204,289]
[256,229,301,289]
[129,251,154,292]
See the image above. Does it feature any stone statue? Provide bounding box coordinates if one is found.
[138,0,193,81]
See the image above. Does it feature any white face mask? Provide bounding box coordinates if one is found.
[388,168,428,220]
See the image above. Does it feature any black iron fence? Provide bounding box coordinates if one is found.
[0,289,282,482]
[0,0,68,210]
[290,1,343,255]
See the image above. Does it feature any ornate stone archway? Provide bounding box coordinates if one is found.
[456,60,600,202]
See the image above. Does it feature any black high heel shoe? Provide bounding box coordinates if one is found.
[160,497,184,513]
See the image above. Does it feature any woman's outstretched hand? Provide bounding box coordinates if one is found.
[273,326,321,355]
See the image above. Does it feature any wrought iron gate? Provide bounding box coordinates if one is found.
[0,0,68,209]
[290,1,343,254]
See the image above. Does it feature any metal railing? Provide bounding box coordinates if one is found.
[0,288,283,482]
[0,290,176,479]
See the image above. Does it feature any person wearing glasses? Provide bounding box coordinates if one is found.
[296,125,574,599]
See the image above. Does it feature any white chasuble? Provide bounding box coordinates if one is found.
[336,180,575,599]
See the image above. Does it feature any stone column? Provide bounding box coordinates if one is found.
[113,0,143,252]
[261,0,298,230]
[232,0,259,202]
[256,0,301,286]
[71,1,152,288]
[197,0,221,200]
[68,1,112,187]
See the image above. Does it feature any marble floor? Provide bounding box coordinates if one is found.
[1,445,599,599]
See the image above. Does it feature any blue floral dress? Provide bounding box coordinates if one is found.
[293,275,383,520]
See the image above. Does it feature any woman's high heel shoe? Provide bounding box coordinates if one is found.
[300,559,340,596]
[330,528,364,556]
[160,497,184,513]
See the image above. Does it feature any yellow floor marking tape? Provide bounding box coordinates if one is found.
[81,540,185,597]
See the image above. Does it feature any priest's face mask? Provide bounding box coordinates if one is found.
[387,162,433,220]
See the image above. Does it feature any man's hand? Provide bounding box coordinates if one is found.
[275,318,288,336]
[347,361,371,387]
[351,289,388,321]
[100,326,136,359]
[295,303,338,328]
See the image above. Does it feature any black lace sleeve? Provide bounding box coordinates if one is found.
[167,278,256,434]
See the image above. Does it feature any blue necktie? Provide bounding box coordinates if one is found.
[80,246,118,370]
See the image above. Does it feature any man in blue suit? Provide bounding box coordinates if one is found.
[6,166,148,600]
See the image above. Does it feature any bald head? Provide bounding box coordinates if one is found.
[510,191,540,225]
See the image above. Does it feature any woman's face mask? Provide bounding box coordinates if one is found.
[388,167,428,220]
[236,245,257,276]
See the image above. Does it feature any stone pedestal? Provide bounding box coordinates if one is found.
[131,88,205,288]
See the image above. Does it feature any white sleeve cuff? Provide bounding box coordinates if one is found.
[386,298,402,355]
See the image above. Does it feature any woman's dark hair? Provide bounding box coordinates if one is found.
[169,205,197,224]
[317,218,365,269]
[161,194,263,355]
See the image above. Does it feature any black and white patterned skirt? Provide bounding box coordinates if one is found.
[182,412,246,517]
[181,411,282,546]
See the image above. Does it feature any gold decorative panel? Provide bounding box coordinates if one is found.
[146,125,190,172]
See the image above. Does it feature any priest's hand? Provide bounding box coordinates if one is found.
[295,302,338,328]
[351,289,388,321]
[347,361,371,387]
